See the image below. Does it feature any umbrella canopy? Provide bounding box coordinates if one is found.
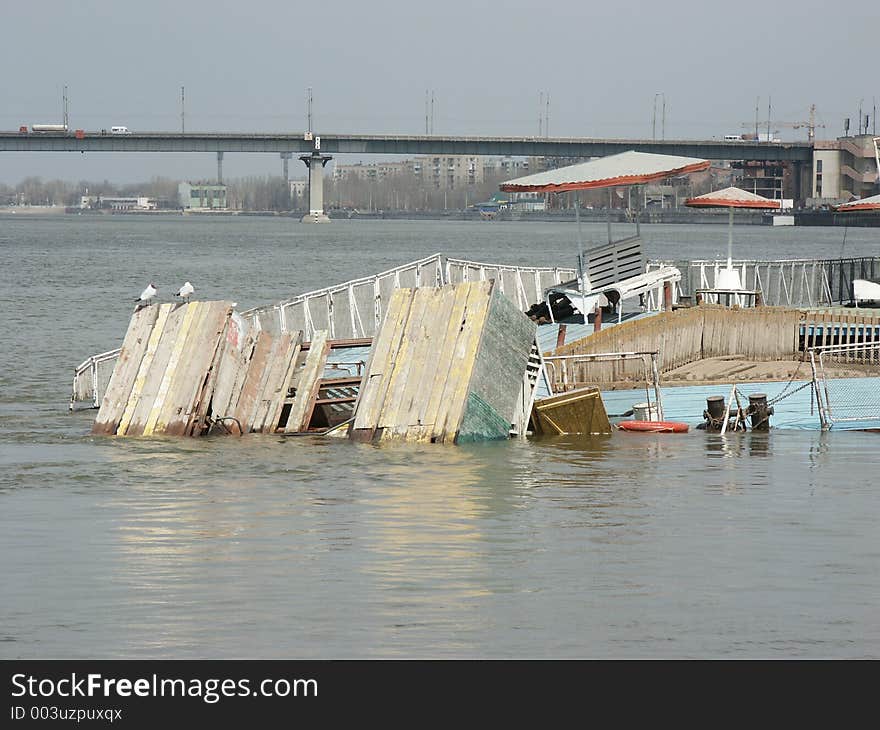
[684,186,781,210]
[685,187,780,291]
[835,193,880,212]
[499,150,710,192]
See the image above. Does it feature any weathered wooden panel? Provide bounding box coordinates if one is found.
[350,288,415,441]
[350,281,534,444]
[379,287,433,435]
[433,281,493,441]
[158,302,233,437]
[140,302,202,436]
[531,387,612,436]
[231,331,275,434]
[120,303,191,436]
[412,285,466,441]
[458,284,537,442]
[284,330,330,433]
[258,332,303,433]
[116,304,172,436]
[92,305,159,435]
[209,315,257,431]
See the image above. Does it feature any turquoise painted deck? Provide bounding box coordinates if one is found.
[323,346,371,378]
[599,377,880,431]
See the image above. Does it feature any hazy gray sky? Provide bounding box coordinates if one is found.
[1,0,877,183]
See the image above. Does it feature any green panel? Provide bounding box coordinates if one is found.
[456,392,511,443]
[459,285,537,441]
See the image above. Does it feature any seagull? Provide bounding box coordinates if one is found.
[135,283,157,306]
[175,281,195,300]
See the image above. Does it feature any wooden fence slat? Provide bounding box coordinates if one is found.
[92,305,160,435]
[284,330,330,433]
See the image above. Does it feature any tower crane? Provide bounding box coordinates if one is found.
[740,104,825,141]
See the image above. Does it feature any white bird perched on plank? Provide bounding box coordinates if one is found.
[175,281,195,300]
[135,283,157,306]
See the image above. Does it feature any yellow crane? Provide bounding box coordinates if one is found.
[741,103,825,141]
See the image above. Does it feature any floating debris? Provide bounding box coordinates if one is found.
[349,280,538,444]
[530,387,612,435]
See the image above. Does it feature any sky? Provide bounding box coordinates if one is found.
[1,0,877,184]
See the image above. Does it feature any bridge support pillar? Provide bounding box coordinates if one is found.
[299,151,332,223]
[280,152,292,181]
[216,151,224,184]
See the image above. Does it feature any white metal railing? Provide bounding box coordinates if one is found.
[239,253,445,339]
[809,341,880,429]
[70,254,580,409]
[650,257,880,308]
[70,348,121,410]
[445,257,576,312]
[543,350,664,420]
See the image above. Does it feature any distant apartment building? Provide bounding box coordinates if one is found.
[178,182,227,210]
[809,135,879,204]
[79,195,157,210]
[334,155,484,190]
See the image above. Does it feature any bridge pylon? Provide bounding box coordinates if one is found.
[300,137,331,223]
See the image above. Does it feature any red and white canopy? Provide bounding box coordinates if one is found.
[685,186,781,210]
[499,150,710,193]
[835,193,880,212]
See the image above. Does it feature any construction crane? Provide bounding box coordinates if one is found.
[741,103,825,141]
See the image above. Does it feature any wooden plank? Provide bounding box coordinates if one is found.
[116,303,172,436]
[141,302,201,436]
[378,286,433,437]
[388,286,442,439]
[261,332,303,433]
[350,288,415,439]
[210,318,257,430]
[436,281,493,441]
[392,285,454,441]
[230,330,275,434]
[121,302,191,436]
[416,284,468,440]
[187,314,235,437]
[149,302,214,436]
[92,305,160,435]
[161,302,233,437]
[248,332,290,432]
[251,332,301,433]
[284,330,330,433]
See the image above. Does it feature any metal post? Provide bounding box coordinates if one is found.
[727,206,734,269]
[651,354,663,420]
[555,324,567,351]
[607,188,613,243]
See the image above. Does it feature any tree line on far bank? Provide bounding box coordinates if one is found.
[0,166,728,212]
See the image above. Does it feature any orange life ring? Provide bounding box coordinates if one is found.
[618,420,689,433]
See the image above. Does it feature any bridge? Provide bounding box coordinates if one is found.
[2,130,815,219]
[0,130,813,161]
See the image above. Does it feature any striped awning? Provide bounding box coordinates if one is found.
[499,150,710,192]
[836,193,880,212]
[685,186,781,209]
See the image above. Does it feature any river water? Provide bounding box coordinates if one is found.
[1,215,878,658]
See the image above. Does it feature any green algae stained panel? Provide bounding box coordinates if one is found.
[456,286,537,443]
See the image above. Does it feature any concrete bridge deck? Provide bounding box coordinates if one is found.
[0,131,814,161]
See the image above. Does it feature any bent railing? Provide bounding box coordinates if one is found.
[70,348,121,410]
[649,257,880,308]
